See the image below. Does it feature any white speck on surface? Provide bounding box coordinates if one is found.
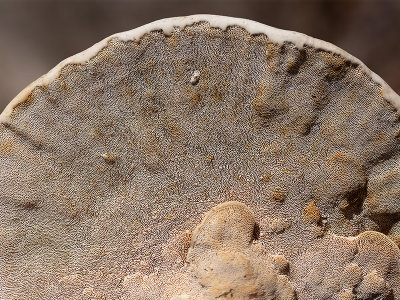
[190,70,200,85]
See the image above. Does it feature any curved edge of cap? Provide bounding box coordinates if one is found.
[1,14,399,122]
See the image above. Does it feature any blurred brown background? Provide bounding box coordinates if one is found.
[0,0,399,111]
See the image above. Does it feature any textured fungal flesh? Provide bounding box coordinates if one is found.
[0,15,400,299]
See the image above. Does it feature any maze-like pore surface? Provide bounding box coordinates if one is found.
[0,20,399,299]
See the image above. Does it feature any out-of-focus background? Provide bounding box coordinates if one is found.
[0,0,399,111]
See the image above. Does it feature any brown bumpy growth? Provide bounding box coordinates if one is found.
[183,201,296,299]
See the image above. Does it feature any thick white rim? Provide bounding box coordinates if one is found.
[1,14,399,122]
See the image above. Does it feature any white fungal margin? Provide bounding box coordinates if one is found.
[1,14,399,122]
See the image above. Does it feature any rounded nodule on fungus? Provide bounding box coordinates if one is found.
[189,201,256,251]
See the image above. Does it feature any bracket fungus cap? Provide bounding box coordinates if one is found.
[1,15,400,300]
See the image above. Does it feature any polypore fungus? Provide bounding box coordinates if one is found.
[1,15,400,299]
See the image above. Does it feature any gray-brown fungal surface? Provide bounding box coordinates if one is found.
[0,15,400,299]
